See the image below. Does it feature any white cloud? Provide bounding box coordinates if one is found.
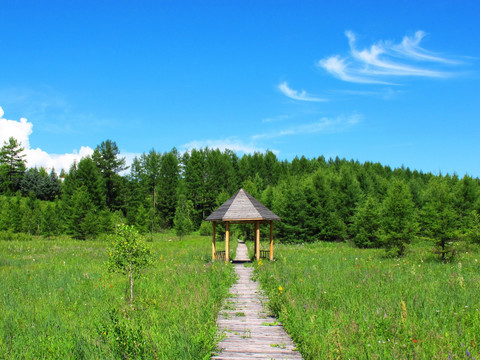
[0,106,93,172]
[319,30,459,83]
[392,31,458,64]
[318,55,389,84]
[0,108,33,149]
[252,114,362,140]
[278,82,327,102]
[182,138,268,154]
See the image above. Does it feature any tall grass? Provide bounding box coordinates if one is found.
[254,241,480,359]
[0,233,235,359]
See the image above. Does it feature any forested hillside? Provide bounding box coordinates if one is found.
[1,137,479,257]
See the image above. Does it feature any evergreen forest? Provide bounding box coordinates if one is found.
[1,136,479,258]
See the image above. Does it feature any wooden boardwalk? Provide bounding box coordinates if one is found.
[212,241,302,360]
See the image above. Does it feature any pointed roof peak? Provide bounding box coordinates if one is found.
[206,188,280,222]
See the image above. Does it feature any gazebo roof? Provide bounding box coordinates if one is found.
[206,188,280,222]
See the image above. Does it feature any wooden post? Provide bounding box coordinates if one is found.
[269,221,274,261]
[255,221,260,261]
[225,221,230,262]
[253,227,257,258]
[212,221,216,261]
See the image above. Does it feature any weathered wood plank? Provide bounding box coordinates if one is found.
[212,241,302,360]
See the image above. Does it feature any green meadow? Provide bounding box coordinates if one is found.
[2,234,480,359]
[253,240,480,359]
[0,234,235,359]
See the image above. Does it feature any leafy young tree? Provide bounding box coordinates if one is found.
[0,137,26,193]
[107,224,152,305]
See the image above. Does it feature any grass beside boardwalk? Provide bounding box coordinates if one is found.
[0,233,235,359]
[253,241,480,359]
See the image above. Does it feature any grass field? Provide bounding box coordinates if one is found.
[252,240,480,359]
[0,233,235,359]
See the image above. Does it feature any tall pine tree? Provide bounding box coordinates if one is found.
[0,137,26,193]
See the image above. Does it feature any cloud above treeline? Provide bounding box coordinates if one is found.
[0,106,93,172]
[318,30,459,84]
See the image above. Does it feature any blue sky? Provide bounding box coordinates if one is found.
[1,0,479,176]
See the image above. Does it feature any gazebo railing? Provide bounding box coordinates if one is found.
[215,251,226,261]
[260,250,270,259]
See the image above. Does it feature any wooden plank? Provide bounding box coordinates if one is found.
[213,242,302,360]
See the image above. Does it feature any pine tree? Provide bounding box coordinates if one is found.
[380,180,417,256]
[333,167,362,237]
[1,195,23,233]
[92,140,127,211]
[421,178,459,261]
[134,203,149,234]
[40,169,61,201]
[77,157,104,208]
[42,202,60,237]
[308,170,346,241]
[351,195,381,248]
[20,168,42,197]
[272,180,309,243]
[467,210,480,244]
[0,137,26,193]
[174,194,194,239]
[67,186,98,240]
[183,148,207,227]
[157,151,179,227]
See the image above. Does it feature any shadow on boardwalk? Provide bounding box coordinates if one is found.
[212,241,302,360]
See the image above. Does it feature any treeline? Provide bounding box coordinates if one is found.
[1,136,479,258]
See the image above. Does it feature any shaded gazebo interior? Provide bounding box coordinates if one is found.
[206,189,280,261]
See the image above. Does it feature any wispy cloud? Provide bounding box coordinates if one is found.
[182,137,267,154]
[319,30,460,84]
[278,82,327,102]
[252,114,362,140]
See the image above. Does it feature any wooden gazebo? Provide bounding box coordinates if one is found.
[206,188,280,262]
